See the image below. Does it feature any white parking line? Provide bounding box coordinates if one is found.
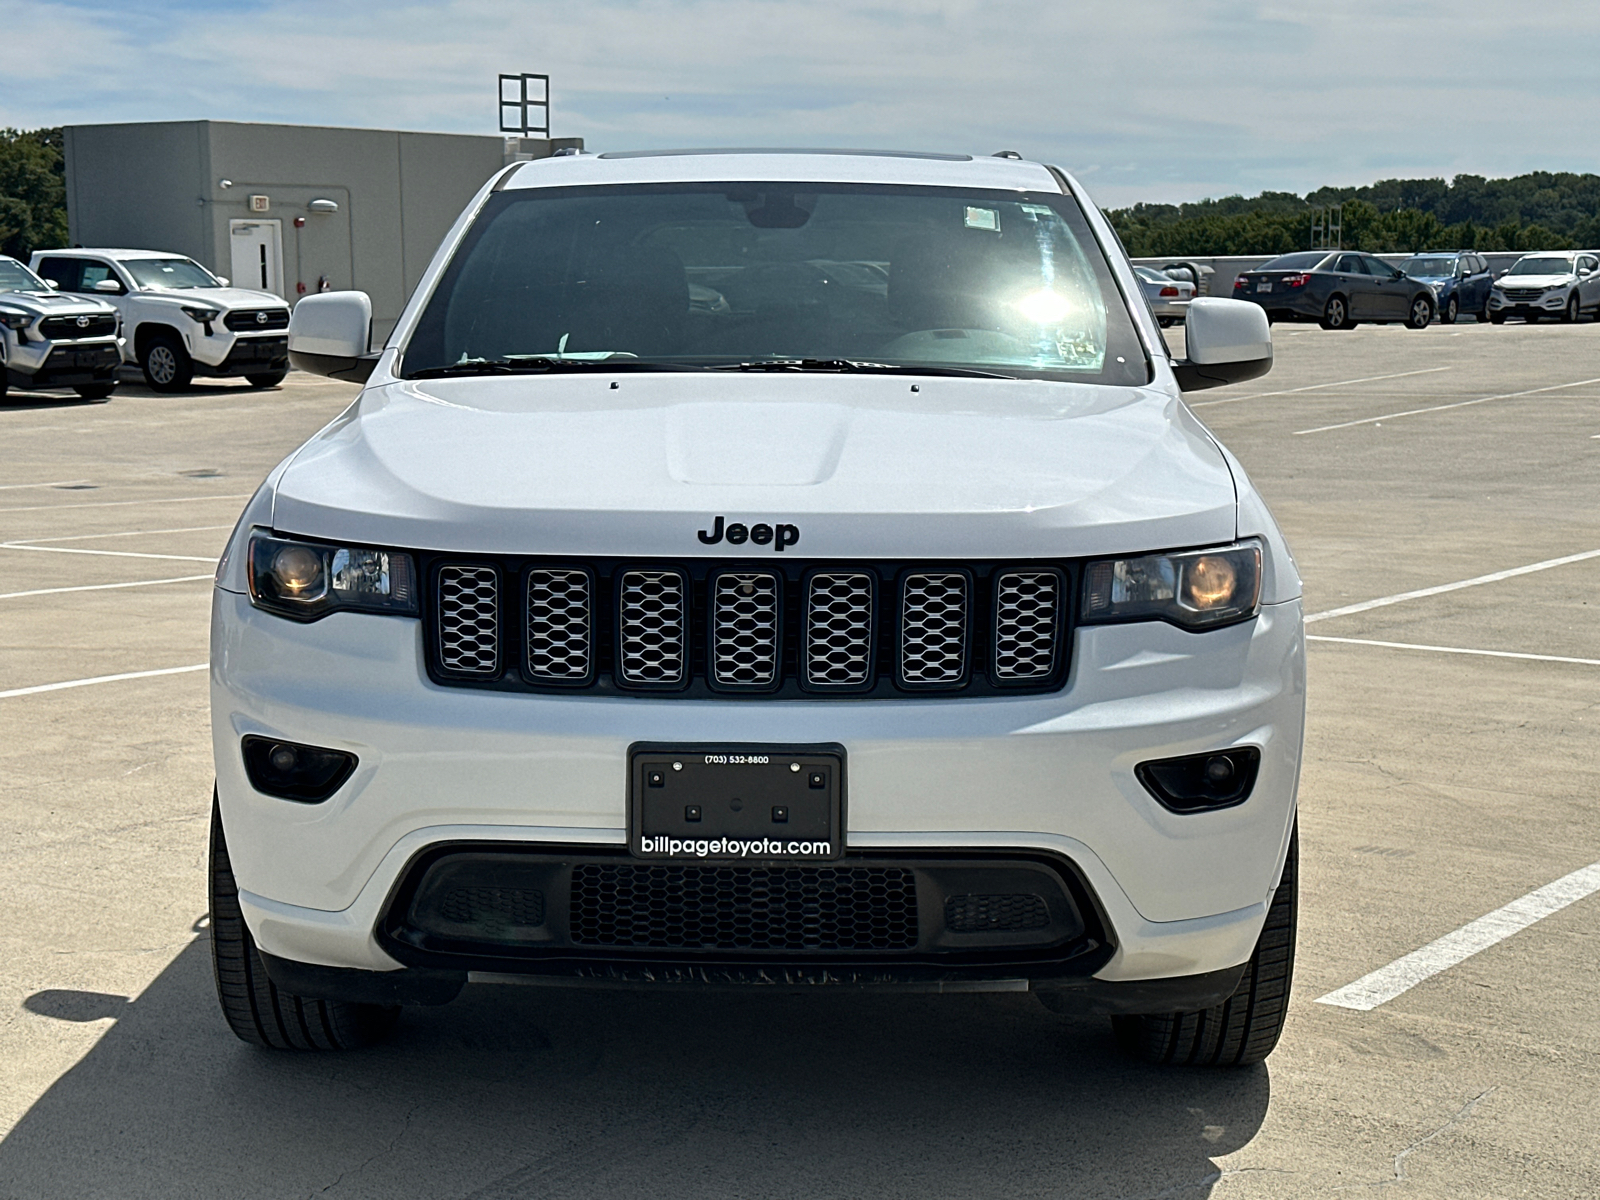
[3,524,233,544]
[0,663,208,701]
[0,544,215,563]
[1308,635,1600,667]
[0,479,92,491]
[1317,861,1600,1010]
[0,575,214,600]
[1304,548,1600,623]
[1189,366,1452,408]
[1293,377,1600,435]
[0,493,250,514]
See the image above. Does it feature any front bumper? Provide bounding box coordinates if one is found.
[189,333,288,375]
[212,587,1304,988]
[4,339,121,389]
[1488,291,1568,315]
[1233,290,1319,321]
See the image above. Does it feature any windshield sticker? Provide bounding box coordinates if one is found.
[964,206,1000,232]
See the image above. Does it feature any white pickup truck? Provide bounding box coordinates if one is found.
[31,248,289,390]
[209,149,1303,1067]
[0,255,122,400]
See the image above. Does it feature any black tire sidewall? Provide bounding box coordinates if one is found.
[142,336,192,392]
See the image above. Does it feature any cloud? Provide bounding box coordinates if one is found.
[3,0,1599,205]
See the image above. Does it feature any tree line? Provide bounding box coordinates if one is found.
[0,127,67,260]
[1108,172,1600,258]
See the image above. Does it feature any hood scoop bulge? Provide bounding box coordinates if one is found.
[663,402,851,486]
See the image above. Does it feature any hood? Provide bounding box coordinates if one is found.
[271,373,1238,559]
[0,290,117,317]
[139,287,286,310]
[1498,273,1574,288]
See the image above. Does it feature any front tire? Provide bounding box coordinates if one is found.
[74,382,115,400]
[1406,295,1434,329]
[1490,311,1507,324]
[141,335,193,392]
[1442,296,1459,324]
[1112,824,1297,1067]
[244,370,287,388]
[209,799,400,1050]
[1563,294,1580,323]
[1319,295,1352,330]
[1478,304,1493,323]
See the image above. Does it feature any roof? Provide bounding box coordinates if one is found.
[54,248,195,260]
[502,149,1063,193]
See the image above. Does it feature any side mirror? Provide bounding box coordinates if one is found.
[1172,298,1272,392]
[288,291,377,382]
[216,275,230,286]
[45,279,61,289]
[92,278,123,294]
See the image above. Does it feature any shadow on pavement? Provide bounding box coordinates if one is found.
[1,940,1271,1199]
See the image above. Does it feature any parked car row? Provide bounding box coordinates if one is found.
[0,249,289,400]
[1230,248,1600,329]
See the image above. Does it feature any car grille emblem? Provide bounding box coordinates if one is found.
[76,316,90,328]
[255,311,268,324]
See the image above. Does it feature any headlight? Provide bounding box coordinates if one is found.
[1082,540,1262,630]
[181,305,221,323]
[248,534,418,620]
[0,311,35,331]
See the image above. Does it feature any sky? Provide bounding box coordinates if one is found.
[4,0,1598,209]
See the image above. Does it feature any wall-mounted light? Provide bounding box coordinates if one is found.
[308,198,339,214]
[219,179,234,189]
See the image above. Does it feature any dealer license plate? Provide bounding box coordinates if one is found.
[1258,282,1273,292]
[628,744,844,861]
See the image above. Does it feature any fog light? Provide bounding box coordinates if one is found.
[241,735,357,803]
[1136,747,1260,813]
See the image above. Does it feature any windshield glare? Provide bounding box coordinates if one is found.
[403,182,1149,385]
[1404,257,1457,277]
[1508,256,1573,277]
[123,258,221,289]
[0,258,48,293]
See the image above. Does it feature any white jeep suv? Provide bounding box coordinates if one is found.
[0,255,122,400]
[210,150,1304,1066]
[30,249,290,390]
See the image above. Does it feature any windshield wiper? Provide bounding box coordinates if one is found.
[714,358,1017,380]
[408,358,707,379]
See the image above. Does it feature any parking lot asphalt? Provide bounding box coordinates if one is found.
[1,322,1597,1199]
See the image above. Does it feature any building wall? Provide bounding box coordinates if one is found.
[63,120,509,342]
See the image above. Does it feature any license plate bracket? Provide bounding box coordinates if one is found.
[628,743,845,861]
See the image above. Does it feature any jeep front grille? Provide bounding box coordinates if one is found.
[899,572,969,686]
[526,569,592,683]
[617,569,687,686]
[804,572,874,687]
[711,571,780,687]
[426,558,1070,698]
[991,570,1061,681]
[437,565,500,675]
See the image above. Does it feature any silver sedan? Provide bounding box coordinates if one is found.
[1134,266,1195,326]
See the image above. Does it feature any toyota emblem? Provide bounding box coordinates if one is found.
[76,315,90,328]
[255,311,268,324]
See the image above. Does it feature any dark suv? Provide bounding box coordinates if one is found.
[1400,252,1494,324]
[1233,251,1434,330]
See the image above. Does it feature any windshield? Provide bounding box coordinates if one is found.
[1133,266,1171,283]
[1508,256,1573,277]
[0,257,48,293]
[122,258,221,289]
[1258,252,1329,272]
[404,182,1148,385]
[1403,257,1457,277]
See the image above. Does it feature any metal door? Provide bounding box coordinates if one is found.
[1333,254,1373,317]
[1363,256,1407,317]
[229,219,285,297]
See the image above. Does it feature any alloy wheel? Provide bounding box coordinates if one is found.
[148,345,176,385]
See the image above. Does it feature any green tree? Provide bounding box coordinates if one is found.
[0,128,68,260]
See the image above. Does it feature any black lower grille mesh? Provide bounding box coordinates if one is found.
[945,893,1049,933]
[569,863,919,951]
[439,886,546,927]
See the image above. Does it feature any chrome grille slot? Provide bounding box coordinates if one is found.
[525,569,592,683]
[899,572,968,686]
[992,570,1061,681]
[804,572,874,687]
[438,565,500,675]
[618,569,687,686]
[711,571,780,687]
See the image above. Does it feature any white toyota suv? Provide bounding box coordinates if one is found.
[0,255,122,400]
[30,249,290,390]
[210,150,1304,1066]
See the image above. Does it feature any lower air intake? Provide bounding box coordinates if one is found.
[439,887,546,928]
[945,893,1050,933]
[569,863,919,951]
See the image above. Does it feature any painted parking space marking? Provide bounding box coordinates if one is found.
[1318,861,1600,1010]
[1190,366,1452,408]
[6,524,233,544]
[0,479,93,491]
[1304,547,1600,624]
[1293,376,1600,434]
[1308,635,1600,667]
[0,492,250,514]
[0,544,216,563]
[0,575,214,601]
[0,663,208,701]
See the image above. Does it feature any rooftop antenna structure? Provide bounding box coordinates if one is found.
[499,73,550,136]
[1311,203,1342,252]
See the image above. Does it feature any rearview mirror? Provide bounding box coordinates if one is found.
[1172,298,1272,392]
[287,291,377,383]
